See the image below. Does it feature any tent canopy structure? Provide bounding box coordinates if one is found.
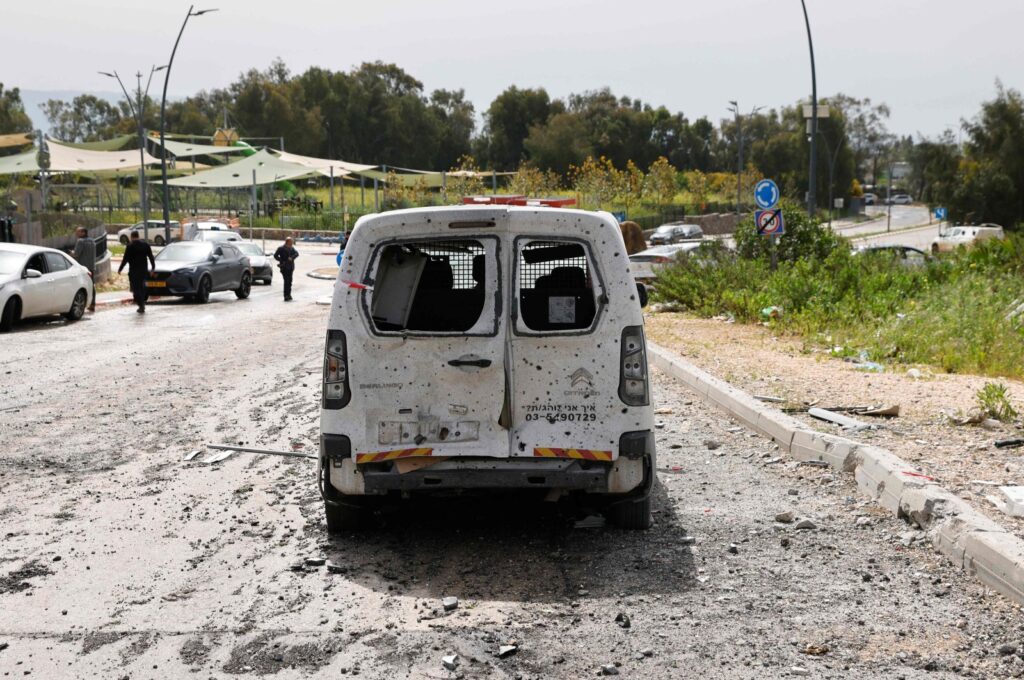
[0,132,34,150]
[271,149,374,176]
[0,149,40,175]
[45,138,160,172]
[162,148,319,188]
[59,134,135,152]
[149,136,254,159]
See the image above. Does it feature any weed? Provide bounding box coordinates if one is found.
[976,382,1018,422]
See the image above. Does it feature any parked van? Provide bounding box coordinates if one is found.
[318,206,655,530]
[931,224,1004,254]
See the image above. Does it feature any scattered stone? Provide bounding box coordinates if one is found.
[681,536,697,545]
[288,561,305,572]
[727,543,739,555]
[614,613,631,629]
[641,649,654,657]
[907,368,923,379]
[305,557,326,567]
[790,667,810,676]
[775,511,795,524]
[787,489,799,496]
[998,642,1018,656]
[326,561,345,574]
[600,664,620,675]
[780,537,791,548]
[442,654,458,670]
[442,596,459,612]
[855,516,872,527]
[802,644,830,656]
[498,645,518,658]
[0,641,7,652]
[654,407,674,415]
[795,519,817,531]
[703,440,721,450]
[52,555,62,562]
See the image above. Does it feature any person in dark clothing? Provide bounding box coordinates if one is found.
[274,237,299,301]
[118,231,156,314]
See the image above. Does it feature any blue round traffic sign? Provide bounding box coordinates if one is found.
[755,179,780,210]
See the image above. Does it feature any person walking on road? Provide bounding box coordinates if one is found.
[118,231,156,314]
[72,227,97,312]
[274,237,299,301]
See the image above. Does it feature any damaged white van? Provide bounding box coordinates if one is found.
[318,206,655,530]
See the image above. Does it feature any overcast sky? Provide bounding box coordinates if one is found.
[6,0,1022,139]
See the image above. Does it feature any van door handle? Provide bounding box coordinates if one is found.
[448,358,492,368]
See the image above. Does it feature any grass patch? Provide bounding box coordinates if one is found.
[653,213,1024,378]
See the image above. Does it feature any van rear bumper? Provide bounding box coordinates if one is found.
[360,459,610,493]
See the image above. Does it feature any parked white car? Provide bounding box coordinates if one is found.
[0,243,94,332]
[117,220,180,246]
[235,241,273,284]
[628,243,701,283]
[931,224,1005,254]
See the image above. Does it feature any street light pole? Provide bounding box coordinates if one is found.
[159,5,217,240]
[799,0,818,220]
[728,101,763,215]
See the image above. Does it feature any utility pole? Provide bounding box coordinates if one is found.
[728,101,763,215]
[800,0,818,220]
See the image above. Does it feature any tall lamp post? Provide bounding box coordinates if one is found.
[799,0,818,219]
[727,101,763,215]
[100,65,165,239]
[158,5,217,238]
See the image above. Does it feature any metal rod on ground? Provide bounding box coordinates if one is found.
[206,443,316,459]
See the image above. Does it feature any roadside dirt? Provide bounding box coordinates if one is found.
[646,312,1024,538]
[3,277,1024,677]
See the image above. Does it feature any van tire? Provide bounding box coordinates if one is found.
[324,500,363,533]
[606,494,652,530]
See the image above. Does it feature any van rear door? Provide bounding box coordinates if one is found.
[344,216,510,462]
[507,211,646,463]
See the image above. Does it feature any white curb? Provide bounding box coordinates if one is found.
[648,341,1024,605]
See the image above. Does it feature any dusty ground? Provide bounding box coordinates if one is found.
[646,313,1024,537]
[3,261,1024,678]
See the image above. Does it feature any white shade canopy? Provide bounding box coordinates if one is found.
[46,138,160,172]
[162,148,318,188]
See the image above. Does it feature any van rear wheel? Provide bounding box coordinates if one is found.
[606,494,652,530]
[324,499,364,533]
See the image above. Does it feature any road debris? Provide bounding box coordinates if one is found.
[203,449,235,464]
[775,511,795,524]
[754,395,784,403]
[727,543,739,554]
[997,487,1024,518]
[442,654,459,670]
[802,643,830,656]
[205,443,317,460]
[995,438,1024,449]
[498,644,518,658]
[305,557,326,567]
[600,663,620,675]
[704,439,721,450]
[795,519,817,530]
[614,612,631,629]
[442,596,459,612]
[808,408,872,432]
[183,449,202,461]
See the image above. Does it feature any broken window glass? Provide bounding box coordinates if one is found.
[369,239,489,333]
[517,240,598,332]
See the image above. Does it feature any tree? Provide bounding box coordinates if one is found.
[480,86,556,170]
[443,155,486,202]
[645,157,678,208]
[950,159,1019,227]
[0,83,32,135]
[734,200,842,262]
[41,94,122,142]
[907,132,961,207]
[616,160,645,215]
[508,163,561,196]
[963,83,1024,225]
[428,89,475,170]
[571,156,618,209]
[523,113,590,176]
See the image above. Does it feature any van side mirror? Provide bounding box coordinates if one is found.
[24,268,42,279]
[636,282,649,308]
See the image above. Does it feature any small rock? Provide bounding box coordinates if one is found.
[326,561,345,574]
[855,516,872,527]
[641,649,654,657]
[998,642,1018,656]
[305,557,326,567]
[498,645,518,658]
[442,654,458,670]
[795,519,817,530]
[288,561,305,572]
[614,613,631,629]
[600,664,620,676]
[727,543,739,554]
[680,536,697,545]
[787,489,799,496]
[775,511,795,524]
[654,407,673,415]
[442,596,459,612]
[780,537,791,548]
[703,440,721,450]
[790,667,810,676]
[981,418,1002,431]
[0,641,7,652]
[52,555,62,562]
[906,368,923,379]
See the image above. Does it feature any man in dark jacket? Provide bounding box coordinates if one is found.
[274,237,299,301]
[118,231,156,313]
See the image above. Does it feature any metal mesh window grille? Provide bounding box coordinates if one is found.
[518,241,590,290]
[414,240,484,290]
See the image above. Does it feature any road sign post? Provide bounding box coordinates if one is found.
[754,179,780,211]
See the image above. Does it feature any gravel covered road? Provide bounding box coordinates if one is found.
[2,263,1023,678]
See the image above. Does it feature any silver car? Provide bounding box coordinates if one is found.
[235,241,273,285]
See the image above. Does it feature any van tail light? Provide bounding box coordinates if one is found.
[323,330,351,409]
[619,325,649,406]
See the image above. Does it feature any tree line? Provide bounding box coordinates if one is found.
[0,60,1022,225]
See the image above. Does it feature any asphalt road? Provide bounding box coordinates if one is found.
[2,255,1024,678]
